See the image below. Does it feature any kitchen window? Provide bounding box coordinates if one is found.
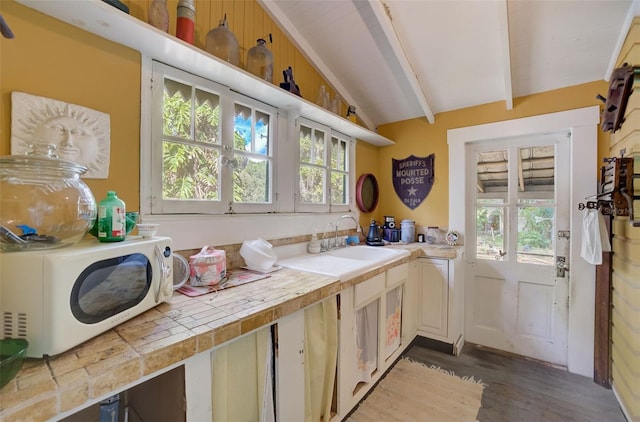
[149,61,275,214]
[296,118,353,213]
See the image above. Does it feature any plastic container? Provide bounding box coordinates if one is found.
[401,219,415,243]
[307,230,321,254]
[0,145,97,251]
[247,38,273,83]
[205,15,240,66]
[137,223,159,238]
[240,238,277,270]
[97,191,126,242]
[176,0,195,44]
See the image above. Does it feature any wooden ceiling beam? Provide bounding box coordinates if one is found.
[367,0,435,124]
[497,0,514,110]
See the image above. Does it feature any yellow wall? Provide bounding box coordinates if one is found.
[0,0,343,210]
[609,17,640,421]
[375,81,610,231]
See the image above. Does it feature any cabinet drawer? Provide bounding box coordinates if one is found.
[354,273,385,308]
[386,263,408,288]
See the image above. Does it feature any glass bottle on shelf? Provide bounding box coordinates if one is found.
[204,14,240,66]
[148,0,169,32]
[316,85,327,108]
[246,38,273,83]
[330,96,340,114]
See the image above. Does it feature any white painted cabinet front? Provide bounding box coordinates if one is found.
[417,256,464,355]
[418,258,449,337]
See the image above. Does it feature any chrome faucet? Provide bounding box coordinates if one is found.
[333,214,363,249]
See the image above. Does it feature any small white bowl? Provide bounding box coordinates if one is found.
[137,223,159,238]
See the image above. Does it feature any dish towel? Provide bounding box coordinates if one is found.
[580,209,611,265]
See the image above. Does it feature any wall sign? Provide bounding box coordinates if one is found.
[392,153,434,210]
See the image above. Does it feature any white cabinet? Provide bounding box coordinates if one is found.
[417,256,464,355]
[402,260,420,343]
[336,263,411,420]
[419,258,449,337]
[276,311,306,422]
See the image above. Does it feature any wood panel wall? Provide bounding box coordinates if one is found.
[125,0,345,116]
[609,16,640,421]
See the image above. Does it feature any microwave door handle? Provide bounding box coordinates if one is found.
[154,245,171,303]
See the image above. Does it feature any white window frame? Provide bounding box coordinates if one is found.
[295,117,354,213]
[140,58,359,250]
[148,61,276,215]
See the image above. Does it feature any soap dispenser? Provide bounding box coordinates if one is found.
[308,229,321,254]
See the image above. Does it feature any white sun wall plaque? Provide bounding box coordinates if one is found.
[11,92,111,179]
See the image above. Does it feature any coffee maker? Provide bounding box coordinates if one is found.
[382,215,400,242]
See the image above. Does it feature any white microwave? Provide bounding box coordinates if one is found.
[0,236,174,357]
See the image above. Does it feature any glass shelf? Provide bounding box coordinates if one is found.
[16,0,394,146]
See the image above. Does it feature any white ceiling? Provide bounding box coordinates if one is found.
[259,0,636,130]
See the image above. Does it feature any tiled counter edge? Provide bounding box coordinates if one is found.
[0,244,460,420]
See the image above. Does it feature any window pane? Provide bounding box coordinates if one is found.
[162,141,220,200]
[477,150,508,193]
[195,89,220,144]
[255,111,270,156]
[476,206,505,260]
[300,165,325,203]
[331,172,347,205]
[518,145,554,193]
[234,157,269,203]
[517,204,554,265]
[313,129,326,165]
[299,125,312,163]
[163,80,192,139]
[331,137,347,171]
[234,104,252,152]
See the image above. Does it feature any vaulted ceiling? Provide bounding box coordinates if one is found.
[259,0,636,131]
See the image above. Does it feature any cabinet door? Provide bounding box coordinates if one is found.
[419,259,449,338]
[402,260,420,342]
[276,311,305,422]
[384,285,403,359]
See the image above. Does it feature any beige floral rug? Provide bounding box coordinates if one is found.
[347,358,485,422]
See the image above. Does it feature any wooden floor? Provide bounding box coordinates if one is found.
[403,340,626,422]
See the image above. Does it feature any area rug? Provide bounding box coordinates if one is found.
[347,358,485,422]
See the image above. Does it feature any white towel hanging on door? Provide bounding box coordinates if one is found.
[580,209,611,265]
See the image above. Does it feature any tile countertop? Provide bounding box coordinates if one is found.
[0,243,462,421]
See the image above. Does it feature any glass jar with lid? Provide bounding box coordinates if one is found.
[0,144,97,251]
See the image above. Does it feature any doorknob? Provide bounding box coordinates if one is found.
[556,256,569,277]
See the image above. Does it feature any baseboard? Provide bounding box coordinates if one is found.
[611,383,634,422]
[412,335,455,355]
